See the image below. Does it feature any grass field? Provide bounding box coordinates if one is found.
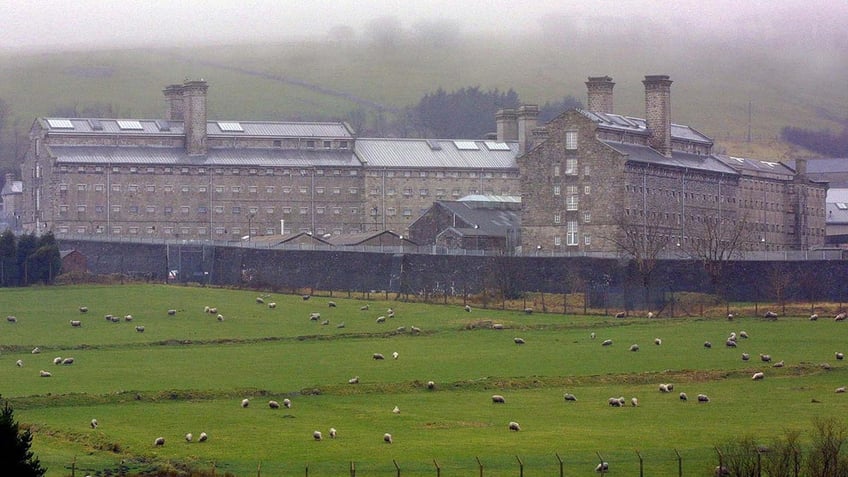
[2,284,848,476]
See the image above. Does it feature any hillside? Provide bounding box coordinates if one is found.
[0,31,845,171]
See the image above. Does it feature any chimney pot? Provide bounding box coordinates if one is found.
[585,76,615,114]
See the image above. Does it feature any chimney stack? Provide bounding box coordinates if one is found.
[585,76,615,114]
[163,84,185,121]
[496,108,518,142]
[517,104,539,154]
[643,75,673,157]
[794,158,807,179]
[181,80,208,156]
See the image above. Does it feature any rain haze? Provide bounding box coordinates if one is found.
[2,0,846,52]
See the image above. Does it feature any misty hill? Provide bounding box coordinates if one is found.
[0,27,845,172]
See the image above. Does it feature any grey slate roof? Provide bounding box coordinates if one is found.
[48,145,362,168]
[714,155,796,178]
[41,118,353,138]
[787,158,848,174]
[355,138,519,169]
[602,141,738,175]
[826,203,848,224]
[579,110,713,144]
[433,200,521,236]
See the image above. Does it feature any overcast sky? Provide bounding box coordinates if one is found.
[2,0,845,52]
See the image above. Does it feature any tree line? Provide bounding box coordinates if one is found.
[0,230,62,287]
[781,125,848,157]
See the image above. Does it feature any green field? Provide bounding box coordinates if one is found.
[2,284,848,476]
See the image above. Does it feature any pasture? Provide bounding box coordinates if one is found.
[2,284,848,476]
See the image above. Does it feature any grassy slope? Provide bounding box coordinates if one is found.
[2,285,848,476]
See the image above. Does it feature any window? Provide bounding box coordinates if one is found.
[387,208,396,216]
[164,206,172,215]
[553,165,560,177]
[583,165,591,177]
[565,130,578,150]
[316,207,325,214]
[323,140,332,149]
[128,184,139,192]
[265,207,274,214]
[180,206,190,214]
[339,140,349,149]
[387,188,396,196]
[553,185,561,196]
[567,186,579,210]
[128,227,139,235]
[419,188,428,196]
[164,185,173,192]
[299,207,308,215]
[198,186,207,193]
[111,184,121,192]
[146,205,156,213]
[554,213,561,224]
[332,188,341,195]
[77,184,87,191]
[232,206,242,214]
[349,187,358,194]
[94,184,104,192]
[198,206,208,214]
[215,186,224,193]
[282,207,291,214]
[403,208,412,217]
[333,207,342,215]
[316,187,325,194]
[232,186,241,193]
[249,207,258,215]
[146,185,156,192]
[565,158,577,175]
[214,206,224,214]
[584,185,591,195]
[95,205,104,214]
[265,186,275,193]
[554,236,561,246]
[181,185,191,193]
[584,212,591,223]
[567,221,578,245]
[248,186,257,194]
[403,188,413,196]
[77,205,86,212]
[306,140,315,148]
[584,234,592,246]
[282,187,291,194]
[112,205,121,213]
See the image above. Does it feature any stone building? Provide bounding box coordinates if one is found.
[407,195,521,253]
[516,75,826,253]
[21,80,520,240]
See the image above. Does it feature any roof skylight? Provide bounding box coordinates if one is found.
[117,120,143,130]
[47,119,74,129]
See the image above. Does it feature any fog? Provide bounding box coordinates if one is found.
[2,0,845,52]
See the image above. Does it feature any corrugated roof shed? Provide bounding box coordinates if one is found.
[435,201,521,235]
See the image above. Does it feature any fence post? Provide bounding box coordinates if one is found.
[636,449,643,477]
[674,449,682,477]
[305,465,309,477]
[555,453,564,477]
[476,456,484,477]
[596,452,607,475]
[71,456,76,477]
[394,459,401,477]
[350,461,356,477]
[715,447,724,476]
[257,461,261,477]
[433,459,441,477]
[516,455,524,477]
[756,449,762,477]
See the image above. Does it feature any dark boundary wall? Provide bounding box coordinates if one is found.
[58,239,848,306]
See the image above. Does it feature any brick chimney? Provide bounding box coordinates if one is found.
[643,75,673,157]
[517,104,539,154]
[182,80,208,156]
[163,84,185,121]
[794,158,807,177]
[585,76,615,114]
[496,108,518,142]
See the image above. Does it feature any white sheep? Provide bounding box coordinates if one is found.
[392,406,400,414]
[135,325,145,332]
[310,312,321,321]
[523,307,533,314]
[590,332,596,339]
[269,400,280,409]
[268,303,276,309]
[392,351,399,359]
[348,376,359,384]
[608,397,622,407]
[373,353,385,360]
[764,311,778,319]
[658,384,670,393]
[360,305,369,311]
[725,339,737,348]
[329,428,337,439]
[836,313,847,321]
[679,392,688,401]
[62,357,74,365]
[185,433,193,442]
[491,394,506,404]
[154,437,165,446]
[647,312,654,319]
[564,393,577,401]
[615,311,626,318]
[31,347,40,354]
[739,331,749,339]
[773,360,785,368]
[836,387,846,393]
[217,314,224,321]
[629,344,640,352]
[704,341,712,348]
[514,337,525,345]
[508,421,521,431]
[742,353,750,361]
[283,398,291,409]
[492,323,504,329]
[70,320,82,327]
[337,322,345,328]
[464,305,472,312]
[167,309,176,316]
[654,338,662,345]
[79,306,88,313]
[761,354,772,362]
[256,297,265,304]
[836,352,844,360]
[39,370,51,377]
[810,314,819,321]
[123,314,133,322]
[595,462,609,473]
[205,306,211,313]
[631,397,639,407]
[90,419,98,429]
[302,295,311,301]
[410,326,421,334]
[6,315,17,323]
[16,359,23,367]
[602,339,613,346]
[241,398,249,408]
[328,301,337,308]
[427,380,435,390]
[313,430,323,441]
[208,307,217,314]
[697,394,710,403]
[198,432,208,442]
[376,316,386,323]
[752,372,765,380]
[53,357,63,365]
[383,433,393,444]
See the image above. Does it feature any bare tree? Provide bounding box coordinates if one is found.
[607,210,672,311]
[684,212,754,287]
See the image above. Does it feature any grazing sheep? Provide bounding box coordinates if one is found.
[764,311,778,319]
[302,295,311,301]
[595,462,609,473]
[373,353,385,360]
[427,381,435,390]
[508,421,521,431]
[810,314,819,321]
[328,301,337,308]
[337,322,346,328]
[62,358,74,365]
[360,305,369,311]
[523,307,533,315]
[679,392,688,401]
[198,432,208,442]
[392,351,399,360]
[760,354,772,362]
[631,397,639,407]
[608,397,623,407]
[464,305,472,312]
[742,353,750,361]
[16,360,23,367]
[822,362,832,370]
[836,387,846,393]
[704,341,712,349]
[31,347,40,354]
[836,313,847,321]
[167,309,176,316]
[70,320,82,327]
[185,433,193,442]
[658,384,670,393]
[241,398,249,408]
[410,326,422,334]
[590,332,596,339]
[383,433,393,444]
[837,352,845,360]
[715,465,730,477]
[773,360,785,368]
[110,315,120,323]
[697,394,710,403]
[392,406,400,414]
[217,314,224,321]
[39,370,51,377]
[376,316,386,323]
[492,394,506,404]
[313,430,323,441]
[53,357,63,365]
[349,376,359,384]
[135,325,145,332]
[256,297,265,304]
[493,323,504,330]
[667,384,674,391]
[752,372,765,380]
[647,312,654,319]
[320,319,330,326]
[728,332,737,341]
[654,338,662,346]
[204,306,211,313]
[564,393,577,401]
[269,400,280,409]
[727,313,734,320]
[124,315,133,322]
[268,303,277,309]
[514,337,525,345]
[79,306,88,313]
[310,312,321,321]
[602,339,613,346]
[629,344,640,352]
[90,419,98,429]
[283,398,292,409]
[154,437,165,446]
[395,326,405,333]
[208,308,217,314]
[6,315,17,323]
[615,312,626,318]
[726,339,737,348]
[739,331,749,339]
[329,428,337,438]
